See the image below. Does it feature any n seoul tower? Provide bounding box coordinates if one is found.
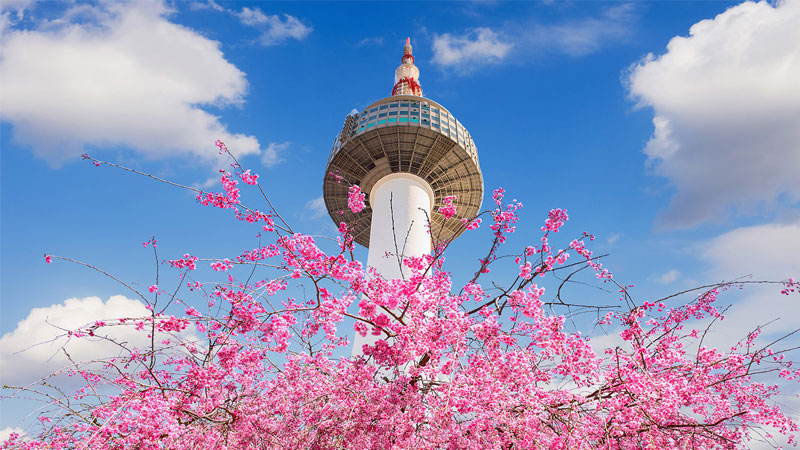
[322,38,483,354]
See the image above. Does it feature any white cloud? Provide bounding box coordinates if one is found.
[0,427,25,443]
[0,1,261,165]
[0,0,35,37]
[656,269,680,284]
[533,3,636,57]
[593,220,800,351]
[0,0,35,16]
[305,196,327,220]
[432,4,636,73]
[588,329,631,357]
[702,220,800,281]
[261,141,290,167]
[627,0,800,229]
[236,6,267,25]
[190,3,311,46]
[0,295,150,385]
[356,36,383,47]
[698,219,800,347]
[236,7,311,46]
[189,1,225,13]
[605,232,622,246]
[432,28,513,71]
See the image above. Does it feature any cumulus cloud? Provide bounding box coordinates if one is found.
[0,1,261,165]
[703,220,800,281]
[432,28,513,70]
[699,219,800,348]
[432,4,636,73]
[627,0,800,229]
[236,7,311,46]
[261,141,290,167]
[0,295,150,384]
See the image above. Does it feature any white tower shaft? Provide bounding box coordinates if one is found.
[324,38,482,357]
[351,173,433,357]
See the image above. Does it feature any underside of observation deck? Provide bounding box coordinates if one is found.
[323,124,483,248]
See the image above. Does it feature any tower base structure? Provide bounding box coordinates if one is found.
[351,173,433,357]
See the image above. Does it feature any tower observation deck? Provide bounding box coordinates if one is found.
[322,38,484,250]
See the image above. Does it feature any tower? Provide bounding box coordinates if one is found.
[322,38,483,355]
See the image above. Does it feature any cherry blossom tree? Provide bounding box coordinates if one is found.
[3,142,799,450]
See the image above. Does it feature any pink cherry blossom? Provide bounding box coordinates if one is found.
[439,195,457,218]
[347,185,365,213]
[12,143,799,450]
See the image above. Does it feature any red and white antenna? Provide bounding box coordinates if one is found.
[392,37,422,96]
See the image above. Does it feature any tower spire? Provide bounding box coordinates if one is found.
[392,37,422,96]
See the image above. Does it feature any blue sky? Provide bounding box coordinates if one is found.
[1,0,799,439]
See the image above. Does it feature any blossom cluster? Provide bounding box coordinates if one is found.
[9,143,799,450]
[438,195,457,218]
[347,185,366,213]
